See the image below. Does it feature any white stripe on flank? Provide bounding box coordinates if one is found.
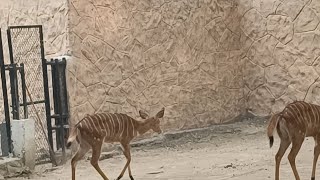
[120,115,126,138]
[96,114,106,135]
[79,122,82,128]
[106,113,115,135]
[88,116,99,134]
[309,104,316,124]
[117,115,121,138]
[295,103,306,123]
[111,114,118,136]
[103,113,112,137]
[115,114,121,138]
[286,109,296,122]
[83,118,93,132]
[301,103,312,124]
[315,106,320,124]
[95,114,103,131]
[101,113,110,137]
[126,115,129,139]
[117,114,122,138]
[129,118,135,137]
[119,114,125,138]
[291,104,304,124]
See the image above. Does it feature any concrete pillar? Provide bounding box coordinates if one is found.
[0,122,9,156]
[11,119,36,170]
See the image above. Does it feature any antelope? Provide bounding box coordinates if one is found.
[66,108,165,180]
[267,101,320,180]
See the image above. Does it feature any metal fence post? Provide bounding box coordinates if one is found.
[0,30,12,154]
[20,63,28,119]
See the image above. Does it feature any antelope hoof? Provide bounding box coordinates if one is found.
[311,177,315,180]
[129,175,134,180]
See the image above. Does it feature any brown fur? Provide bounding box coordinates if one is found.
[67,108,165,180]
[267,113,281,148]
[268,101,320,180]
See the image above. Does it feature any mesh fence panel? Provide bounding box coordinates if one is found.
[8,27,50,164]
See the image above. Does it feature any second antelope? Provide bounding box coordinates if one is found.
[67,108,165,180]
[267,101,320,180]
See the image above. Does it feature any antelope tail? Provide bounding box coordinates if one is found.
[267,113,281,148]
[66,126,78,148]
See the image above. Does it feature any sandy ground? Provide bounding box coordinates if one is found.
[10,117,320,180]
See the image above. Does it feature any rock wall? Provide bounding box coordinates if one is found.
[0,0,319,133]
[0,0,69,158]
[0,0,69,61]
[68,0,247,131]
[243,0,320,116]
[0,0,69,120]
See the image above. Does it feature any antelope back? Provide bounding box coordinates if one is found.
[77,113,137,142]
[281,101,320,136]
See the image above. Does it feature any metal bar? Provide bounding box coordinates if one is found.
[51,114,69,119]
[56,59,66,158]
[4,65,23,70]
[18,100,45,106]
[61,58,69,119]
[20,63,28,119]
[13,64,20,120]
[45,60,65,65]
[7,29,14,64]
[9,64,19,120]
[0,30,12,153]
[51,59,60,150]
[9,25,42,29]
[61,58,69,148]
[7,29,20,120]
[40,26,54,150]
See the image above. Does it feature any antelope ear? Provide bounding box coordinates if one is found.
[156,107,165,118]
[139,110,149,119]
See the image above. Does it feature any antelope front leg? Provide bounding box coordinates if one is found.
[117,143,133,180]
[312,136,320,180]
[128,164,134,180]
[91,141,109,180]
[71,142,90,180]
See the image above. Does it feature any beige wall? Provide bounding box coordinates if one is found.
[0,0,69,120]
[0,0,69,59]
[0,0,69,158]
[68,0,247,131]
[243,0,320,116]
[0,0,319,133]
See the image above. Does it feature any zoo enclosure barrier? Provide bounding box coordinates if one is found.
[0,25,70,165]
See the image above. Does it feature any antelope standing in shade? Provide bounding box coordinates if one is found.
[66,108,165,180]
[267,101,320,180]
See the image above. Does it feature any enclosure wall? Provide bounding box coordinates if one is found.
[242,0,320,116]
[0,0,69,120]
[1,0,319,134]
[0,0,69,158]
[68,0,247,131]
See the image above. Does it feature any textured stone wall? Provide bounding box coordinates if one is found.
[0,0,69,158]
[1,0,319,134]
[243,0,320,116]
[0,0,69,120]
[0,0,69,60]
[68,0,247,131]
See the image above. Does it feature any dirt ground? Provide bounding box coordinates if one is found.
[10,117,320,180]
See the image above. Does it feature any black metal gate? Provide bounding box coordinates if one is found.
[0,25,69,165]
[0,29,12,155]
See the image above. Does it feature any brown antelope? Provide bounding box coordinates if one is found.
[267,101,320,180]
[66,108,165,180]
